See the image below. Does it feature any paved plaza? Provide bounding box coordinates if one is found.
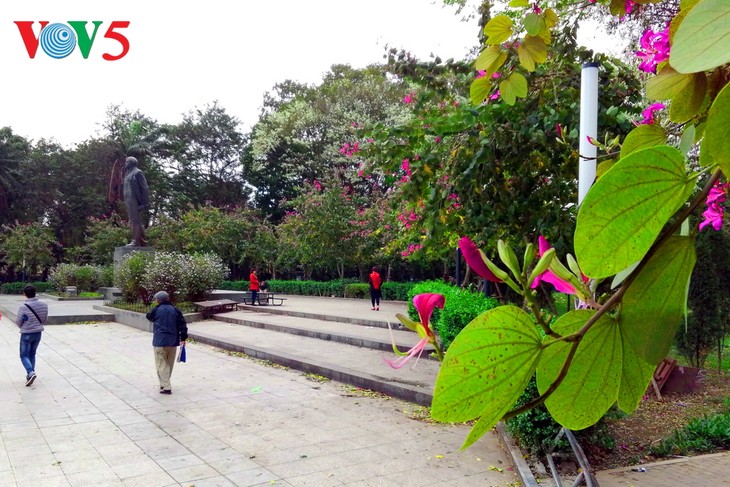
[0,313,516,487]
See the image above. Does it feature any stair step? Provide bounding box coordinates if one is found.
[188,319,437,406]
[211,310,435,355]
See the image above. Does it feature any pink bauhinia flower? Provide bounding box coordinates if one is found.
[639,103,665,125]
[699,181,729,231]
[385,293,445,369]
[531,236,585,295]
[458,236,502,283]
[636,26,670,74]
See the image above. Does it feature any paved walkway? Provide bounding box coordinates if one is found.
[1,294,730,486]
[0,301,517,487]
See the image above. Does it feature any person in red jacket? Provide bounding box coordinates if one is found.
[249,268,260,305]
[368,266,382,311]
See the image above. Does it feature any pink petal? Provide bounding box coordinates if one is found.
[383,337,430,369]
[458,237,502,282]
[413,293,445,333]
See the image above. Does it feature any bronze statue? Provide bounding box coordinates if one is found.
[122,156,149,246]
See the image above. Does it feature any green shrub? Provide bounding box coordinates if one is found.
[114,251,226,304]
[651,412,730,457]
[49,263,108,292]
[0,281,54,295]
[99,265,114,288]
[406,280,498,350]
[344,283,369,298]
[220,280,248,291]
[114,252,153,303]
[382,281,414,301]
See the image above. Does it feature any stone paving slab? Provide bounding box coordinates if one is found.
[0,315,517,487]
[594,451,730,486]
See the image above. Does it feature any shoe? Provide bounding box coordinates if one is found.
[376,307,379,311]
[371,307,376,310]
[159,389,172,395]
[26,373,36,386]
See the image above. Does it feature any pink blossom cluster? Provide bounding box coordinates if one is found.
[401,243,424,258]
[312,180,322,191]
[403,92,416,104]
[339,141,360,157]
[699,181,729,232]
[636,25,670,74]
[397,212,419,230]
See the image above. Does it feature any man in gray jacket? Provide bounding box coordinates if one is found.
[146,291,187,394]
[16,285,48,386]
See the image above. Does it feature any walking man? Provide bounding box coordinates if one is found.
[146,291,187,395]
[16,285,48,386]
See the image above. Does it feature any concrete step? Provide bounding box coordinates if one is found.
[210,310,436,355]
[187,319,438,406]
[235,302,401,329]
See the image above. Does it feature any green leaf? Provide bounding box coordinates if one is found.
[543,8,558,28]
[484,15,514,45]
[609,0,626,15]
[621,236,696,365]
[575,146,694,279]
[669,72,707,123]
[508,0,529,6]
[618,329,657,414]
[670,0,730,73]
[537,310,622,430]
[470,77,492,105]
[517,35,547,72]
[679,124,696,156]
[499,73,528,106]
[596,158,617,180]
[705,82,730,176]
[523,13,544,36]
[619,124,667,160]
[475,45,507,75]
[431,306,542,448]
[646,66,693,100]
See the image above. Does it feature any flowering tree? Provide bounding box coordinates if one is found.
[423,0,730,449]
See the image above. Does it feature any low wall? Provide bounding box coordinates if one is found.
[93,304,204,332]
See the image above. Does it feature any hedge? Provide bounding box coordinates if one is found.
[219,279,414,301]
[0,281,55,295]
[406,280,499,350]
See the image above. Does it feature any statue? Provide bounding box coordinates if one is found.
[122,156,149,246]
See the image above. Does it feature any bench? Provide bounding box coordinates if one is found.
[237,292,287,306]
[193,299,239,318]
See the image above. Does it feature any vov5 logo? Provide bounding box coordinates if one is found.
[14,21,130,61]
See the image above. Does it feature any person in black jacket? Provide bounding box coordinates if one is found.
[146,291,187,394]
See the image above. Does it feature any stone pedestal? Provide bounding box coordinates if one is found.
[113,246,155,266]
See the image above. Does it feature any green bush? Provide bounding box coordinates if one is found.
[49,263,109,292]
[114,252,153,303]
[344,283,369,298]
[406,280,498,350]
[0,281,54,295]
[382,281,415,301]
[651,412,730,457]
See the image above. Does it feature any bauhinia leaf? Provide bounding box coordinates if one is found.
[618,328,657,414]
[484,15,514,45]
[475,45,507,76]
[705,82,730,176]
[620,235,696,365]
[431,306,542,449]
[646,66,693,100]
[669,72,707,123]
[670,0,730,73]
[499,72,528,106]
[620,124,667,160]
[537,310,622,430]
[517,35,547,72]
[575,146,694,278]
[470,77,492,106]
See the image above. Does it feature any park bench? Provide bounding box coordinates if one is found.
[238,292,287,306]
[193,299,239,318]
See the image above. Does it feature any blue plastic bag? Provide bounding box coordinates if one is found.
[177,345,186,363]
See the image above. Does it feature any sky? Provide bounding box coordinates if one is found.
[0,1,618,148]
[0,1,484,147]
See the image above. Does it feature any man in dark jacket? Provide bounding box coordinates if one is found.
[146,291,187,394]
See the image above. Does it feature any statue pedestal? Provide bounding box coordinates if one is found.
[113,246,155,266]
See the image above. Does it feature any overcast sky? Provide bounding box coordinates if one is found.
[0,1,616,148]
[0,1,482,147]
